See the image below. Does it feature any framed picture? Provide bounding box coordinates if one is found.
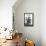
[24,13,34,26]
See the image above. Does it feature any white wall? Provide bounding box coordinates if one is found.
[13,0,41,46]
[41,0,46,46]
[0,0,16,30]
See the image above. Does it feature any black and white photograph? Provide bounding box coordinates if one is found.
[24,13,34,26]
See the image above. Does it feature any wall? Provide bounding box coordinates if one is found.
[41,0,46,46]
[13,0,41,46]
[0,0,16,30]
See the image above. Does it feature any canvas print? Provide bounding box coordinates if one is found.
[24,13,34,26]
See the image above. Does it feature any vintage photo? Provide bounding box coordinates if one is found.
[24,13,34,26]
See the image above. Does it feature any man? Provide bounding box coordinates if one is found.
[26,15,31,25]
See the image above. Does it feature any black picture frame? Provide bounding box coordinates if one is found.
[24,13,34,26]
